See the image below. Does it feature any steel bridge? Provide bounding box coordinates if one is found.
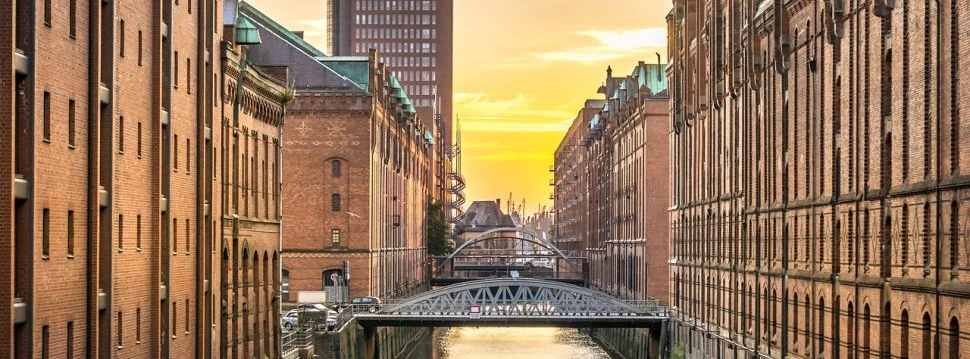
[433,227,587,285]
[354,278,669,329]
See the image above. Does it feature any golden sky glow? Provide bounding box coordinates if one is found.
[247,0,671,213]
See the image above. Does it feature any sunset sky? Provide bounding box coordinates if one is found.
[247,0,671,214]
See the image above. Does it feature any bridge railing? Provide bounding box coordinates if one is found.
[359,298,671,317]
[281,329,313,358]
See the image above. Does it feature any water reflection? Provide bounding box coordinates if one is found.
[406,327,612,359]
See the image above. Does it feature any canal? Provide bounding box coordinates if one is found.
[403,327,613,359]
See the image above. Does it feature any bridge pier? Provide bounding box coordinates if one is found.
[363,326,379,359]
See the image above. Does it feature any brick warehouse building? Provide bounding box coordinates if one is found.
[553,99,602,256]
[668,0,970,358]
[1,1,288,358]
[239,3,434,303]
[329,0,462,222]
[553,62,670,303]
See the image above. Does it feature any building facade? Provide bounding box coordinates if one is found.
[668,1,970,358]
[2,1,287,358]
[327,0,461,222]
[553,62,670,303]
[241,3,434,303]
[553,100,601,256]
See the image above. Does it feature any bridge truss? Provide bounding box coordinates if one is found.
[355,279,668,328]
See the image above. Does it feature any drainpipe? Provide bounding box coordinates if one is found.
[773,0,790,354]
[934,0,943,356]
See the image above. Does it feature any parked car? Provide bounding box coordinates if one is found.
[350,296,382,312]
[281,308,321,331]
[281,310,300,331]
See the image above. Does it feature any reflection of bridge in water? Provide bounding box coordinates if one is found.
[431,227,587,286]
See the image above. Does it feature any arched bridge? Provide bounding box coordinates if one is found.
[354,278,669,329]
[433,227,586,285]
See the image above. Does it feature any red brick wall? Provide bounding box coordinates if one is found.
[281,62,433,302]
[668,1,970,358]
[29,0,97,356]
[0,0,13,356]
[5,1,286,358]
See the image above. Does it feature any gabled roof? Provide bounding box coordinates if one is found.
[239,2,365,92]
[238,2,326,58]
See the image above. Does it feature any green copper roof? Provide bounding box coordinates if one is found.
[319,58,370,91]
[405,103,416,113]
[619,81,627,91]
[590,114,600,129]
[633,63,668,95]
[424,130,435,145]
[603,102,610,112]
[235,17,262,45]
[238,2,325,57]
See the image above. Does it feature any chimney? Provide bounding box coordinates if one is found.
[496,198,501,209]
[292,31,305,39]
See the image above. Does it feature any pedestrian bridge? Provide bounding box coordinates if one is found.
[354,278,669,329]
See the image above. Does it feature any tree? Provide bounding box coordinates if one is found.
[426,199,453,256]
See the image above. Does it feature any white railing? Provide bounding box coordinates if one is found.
[280,330,313,358]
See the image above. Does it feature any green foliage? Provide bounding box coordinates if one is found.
[426,199,453,256]
[670,342,685,359]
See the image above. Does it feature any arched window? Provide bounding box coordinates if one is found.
[950,317,960,359]
[883,302,892,358]
[793,292,799,345]
[923,312,931,359]
[863,304,872,356]
[804,294,811,351]
[902,309,910,359]
[847,302,855,352]
[332,159,341,177]
[331,194,341,211]
[818,297,826,356]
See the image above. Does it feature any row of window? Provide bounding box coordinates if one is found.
[40,208,74,260]
[37,303,198,357]
[356,26,437,40]
[40,92,77,147]
[39,322,73,359]
[673,201,963,271]
[356,41,436,55]
[389,68,436,83]
[42,0,77,38]
[117,20,146,67]
[677,283,961,359]
[356,0,437,12]
[41,211,195,258]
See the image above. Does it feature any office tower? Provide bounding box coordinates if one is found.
[328,0,453,144]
